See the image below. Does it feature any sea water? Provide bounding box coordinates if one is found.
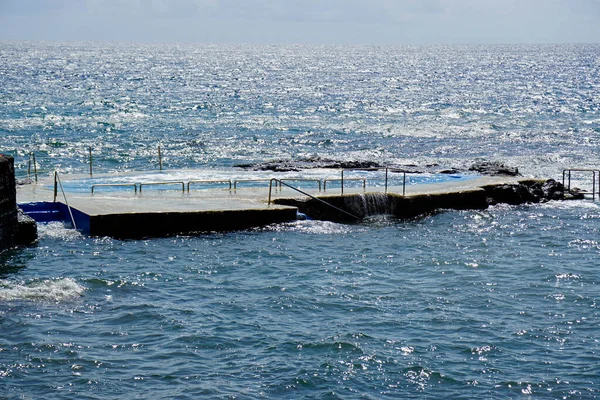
[1,42,600,399]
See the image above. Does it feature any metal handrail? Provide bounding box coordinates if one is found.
[233,179,276,190]
[268,178,360,221]
[324,177,366,193]
[139,181,185,192]
[54,171,77,230]
[280,178,322,191]
[382,168,408,196]
[187,179,232,191]
[562,168,599,200]
[28,153,38,183]
[91,183,138,193]
[336,167,407,195]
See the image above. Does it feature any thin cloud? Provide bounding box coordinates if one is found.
[0,0,598,44]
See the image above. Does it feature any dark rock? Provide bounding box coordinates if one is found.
[485,184,536,205]
[15,209,37,246]
[541,179,565,201]
[469,161,520,176]
[235,158,383,172]
[484,179,583,206]
[564,188,585,200]
[439,168,460,174]
[253,162,300,172]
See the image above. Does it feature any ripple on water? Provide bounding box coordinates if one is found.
[2,42,600,399]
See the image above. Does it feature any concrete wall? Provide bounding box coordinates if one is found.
[273,189,488,222]
[273,179,571,223]
[89,207,298,239]
[0,155,18,251]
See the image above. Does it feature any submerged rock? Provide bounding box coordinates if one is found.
[469,160,520,176]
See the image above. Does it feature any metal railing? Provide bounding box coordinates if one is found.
[89,180,233,193]
[187,179,232,191]
[267,178,360,220]
[324,168,407,195]
[53,171,77,230]
[17,150,410,197]
[92,183,138,193]
[78,174,409,196]
[28,153,38,182]
[233,179,276,190]
[139,181,185,192]
[15,149,412,198]
[562,169,599,200]
[280,178,322,191]
[16,145,168,181]
[324,177,366,193]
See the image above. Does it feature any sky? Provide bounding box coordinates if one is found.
[0,0,599,44]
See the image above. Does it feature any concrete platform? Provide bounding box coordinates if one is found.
[17,173,522,238]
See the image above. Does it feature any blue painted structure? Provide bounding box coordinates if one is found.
[19,202,90,234]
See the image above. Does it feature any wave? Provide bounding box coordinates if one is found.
[0,277,85,302]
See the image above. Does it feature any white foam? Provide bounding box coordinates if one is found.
[277,220,359,235]
[0,278,85,302]
[37,222,83,241]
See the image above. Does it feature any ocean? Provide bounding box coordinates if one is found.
[1,41,600,399]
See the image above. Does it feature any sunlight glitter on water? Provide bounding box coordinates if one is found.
[2,42,600,399]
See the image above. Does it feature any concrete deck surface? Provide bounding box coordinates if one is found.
[17,174,519,216]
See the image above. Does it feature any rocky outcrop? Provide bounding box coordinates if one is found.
[469,160,520,176]
[483,179,583,206]
[237,158,523,176]
[235,158,383,172]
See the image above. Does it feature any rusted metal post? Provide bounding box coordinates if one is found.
[158,145,163,171]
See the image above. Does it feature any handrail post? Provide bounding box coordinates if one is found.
[158,145,163,171]
[32,152,37,182]
[268,179,274,205]
[53,171,58,202]
[55,172,77,230]
[385,168,388,194]
[341,170,344,195]
[403,172,406,196]
[89,146,93,177]
[594,171,596,201]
